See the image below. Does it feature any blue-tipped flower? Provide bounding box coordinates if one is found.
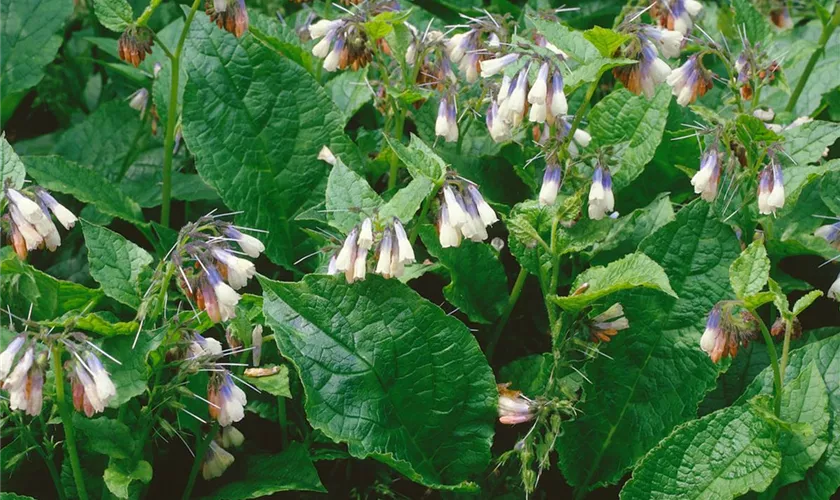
[208,372,246,427]
[212,248,255,290]
[446,30,476,64]
[190,332,223,358]
[815,222,840,248]
[539,162,562,207]
[699,305,723,361]
[700,301,759,363]
[0,336,25,380]
[666,54,713,106]
[654,0,703,35]
[556,118,591,157]
[643,26,684,59]
[479,53,519,78]
[4,347,45,416]
[829,272,840,301]
[203,266,241,322]
[757,160,784,215]
[691,145,721,201]
[435,96,459,143]
[588,164,614,220]
[84,352,116,405]
[549,71,568,121]
[205,0,249,38]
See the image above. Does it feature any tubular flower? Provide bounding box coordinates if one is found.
[212,248,256,290]
[220,425,245,448]
[588,164,615,220]
[699,301,759,363]
[202,441,235,480]
[128,88,150,117]
[199,266,241,322]
[118,25,154,67]
[205,0,249,37]
[435,96,459,143]
[251,325,263,366]
[479,53,519,78]
[189,333,224,358]
[4,186,70,256]
[589,303,630,342]
[653,0,704,35]
[208,371,247,427]
[770,7,793,29]
[309,18,372,72]
[666,54,713,106]
[539,162,562,207]
[815,222,840,248]
[757,160,785,215]
[556,117,592,157]
[4,347,45,416]
[223,227,265,258]
[614,37,672,99]
[72,361,106,416]
[0,336,25,380]
[497,383,537,425]
[437,180,497,247]
[84,352,117,404]
[691,145,721,201]
[643,26,684,59]
[829,272,840,301]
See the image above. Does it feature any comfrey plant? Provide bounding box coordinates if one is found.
[3,0,840,498]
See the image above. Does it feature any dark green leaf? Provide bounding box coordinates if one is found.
[93,0,134,32]
[385,133,446,183]
[82,221,153,309]
[378,176,434,223]
[260,274,496,490]
[101,327,165,406]
[326,68,374,123]
[733,0,771,43]
[325,158,383,233]
[73,414,135,459]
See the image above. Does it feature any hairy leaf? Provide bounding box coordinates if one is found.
[386,133,447,183]
[729,240,770,299]
[93,0,134,32]
[260,275,496,490]
[243,365,291,398]
[82,221,153,309]
[0,136,25,199]
[325,158,383,233]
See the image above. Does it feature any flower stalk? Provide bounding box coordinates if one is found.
[748,307,782,417]
[786,5,840,112]
[51,345,89,500]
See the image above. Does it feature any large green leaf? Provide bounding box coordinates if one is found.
[782,120,840,167]
[620,400,781,499]
[0,136,25,199]
[557,201,741,491]
[378,176,434,223]
[103,459,152,499]
[729,240,770,299]
[81,221,153,309]
[385,133,446,183]
[740,335,840,498]
[325,68,374,124]
[0,0,73,99]
[260,275,496,490]
[24,156,145,225]
[182,13,360,269]
[101,327,165,407]
[92,0,134,32]
[551,252,676,312]
[243,365,291,398]
[419,225,509,324]
[73,414,135,459]
[325,158,383,233]
[202,443,325,499]
[587,86,671,190]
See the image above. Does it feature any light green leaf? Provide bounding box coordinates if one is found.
[24,156,145,225]
[73,414,134,459]
[363,10,410,40]
[201,442,325,499]
[729,240,770,299]
[552,252,677,312]
[82,221,153,309]
[733,0,771,43]
[326,68,374,124]
[782,120,840,167]
[46,312,139,337]
[740,335,840,498]
[0,0,73,99]
[583,26,631,57]
[103,459,152,499]
[1,248,104,320]
[742,291,776,310]
[620,401,781,499]
[243,365,291,398]
[531,18,601,63]
[419,225,509,324]
[386,133,446,183]
[378,176,434,224]
[792,290,823,316]
[558,201,741,491]
[93,0,134,32]
[260,275,496,490]
[325,158,383,233]
[587,86,672,189]
[182,12,361,270]
[1,136,25,198]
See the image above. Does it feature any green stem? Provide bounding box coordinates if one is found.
[407,184,441,244]
[387,108,407,191]
[52,346,89,500]
[786,6,840,112]
[485,267,529,361]
[779,318,793,383]
[160,0,201,227]
[182,422,220,500]
[136,0,164,26]
[19,415,65,500]
[750,309,783,417]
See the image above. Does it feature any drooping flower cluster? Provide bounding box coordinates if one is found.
[436,178,498,248]
[1,337,45,416]
[497,383,537,425]
[588,303,630,343]
[70,350,118,417]
[734,39,780,101]
[613,32,675,99]
[446,15,508,85]
[757,157,785,216]
[165,215,265,324]
[205,0,249,38]
[666,54,713,106]
[691,142,722,201]
[651,0,704,35]
[588,163,615,220]
[3,184,77,260]
[329,217,415,282]
[118,25,155,67]
[699,301,759,363]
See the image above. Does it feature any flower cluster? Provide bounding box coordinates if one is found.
[815,221,840,249]
[3,184,77,260]
[757,156,785,215]
[588,303,630,343]
[329,217,415,282]
[205,0,249,38]
[734,40,780,101]
[699,301,759,363]
[666,54,713,106]
[118,25,155,67]
[588,163,615,220]
[690,143,722,201]
[1,337,46,416]
[166,215,265,324]
[613,32,675,99]
[436,178,498,248]
[651,0,704,35]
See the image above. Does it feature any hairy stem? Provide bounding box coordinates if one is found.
[750,309,783,417]
[181,422,220,500]
[160,0,202,227]
[18,415,65,500]
[786,6,840,112]
[779,318,793,383]
[486,267,529,361]
[52,346,89,500]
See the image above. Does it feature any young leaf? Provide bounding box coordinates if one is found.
[103,459,152,499]
[82,221,153,309]
[419,225,509,324]
[740,334,840,498]
[92,0,134,32]
[0,136,25,199]
[325,158,383,233]
[583,26,631,58]
[243,365,291,398]
[385,133,447,183]
[557,201,741,491]
[203,443,326,499]
[792,290,823,316]
[552,252,677,312]
[182,13,362,270]
[260,275,496,490]
[378,176,434,223]
[620,400,782,499]
[729,240,770,299]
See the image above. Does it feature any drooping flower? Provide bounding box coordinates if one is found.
[479,53,519,78]
[539,162,562,207]
[251,325,263,366]
[223,227,265,259]
[437,181,497,246]
[0,336,25,380]
[189,332,224,358]
[653,0,704,35]
[614,38,672,98]
[5,188,62,253]
[666,54,713,106]
[643,26,684,59]
[691,145,721,201]
[374,227,394,278]
[757,160,784,215]
[699,301,759,363]
[118,25,154,67]
[318,146,337,165]
[446,30,476,65]
[220,425,245,448]
[202,441,235,480]
[208,372,247,427]
[5,348,44,416]
[815,222,840,248]
[556,118,592,157]
[770,7,793,29]
[71,361,106,416]
[205,0,249,38]
[548,71,568,121]
[34,189,77,230]
[392,219,415,264]
[527,62,550,106]
[200,266,241,322]
[589,303,630,342]
[485,99,512,143]
[84,352,116,404]
[212,248,256,290]
[437,206,462,248]
[497,383,536,425]
[435,96,459,143]
[828,272,840,301]
[588,164,615,220]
